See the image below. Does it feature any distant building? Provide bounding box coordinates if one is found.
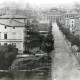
[63,13,80,35]
[64,12,78,28]
[64,18,70,28]
[62,11,79,34]
[64,12,77,18]
[69,18,75,33]
[63,17,75,33]
[74,15,80,36]
[39,8,63,22]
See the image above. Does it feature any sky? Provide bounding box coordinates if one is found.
[0,0,80,9]
[0,0,80,5]
[26,0,80,5]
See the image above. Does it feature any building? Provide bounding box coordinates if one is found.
[64,12,78,28]
[0,14,28,53]
[63,12,80,35]
[69,18,75,33]
[63,17,76,33]
[74,15,80,36]
[62,11,79,34]
[39,8,63,22]
[64,18,70,28]
[64,13,78,19]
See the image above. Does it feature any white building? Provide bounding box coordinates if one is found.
[64,18,75,33]
[64,12,78,29]
[64,18,70,28]
[0,14,28,53]
[69,18,75,33]
[64,14,80,35]
[74,15,80,36]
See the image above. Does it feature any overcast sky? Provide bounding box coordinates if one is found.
[0,0,80,9]
[0,0,80,5]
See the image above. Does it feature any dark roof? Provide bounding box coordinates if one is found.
[0,19,25,27]
[0,14,27,19]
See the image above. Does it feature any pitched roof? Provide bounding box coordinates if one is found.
[0,14,27,19]
[0,19,25,27]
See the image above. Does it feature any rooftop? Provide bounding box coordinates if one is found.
[0,14,27,19]
[0,19,25,27]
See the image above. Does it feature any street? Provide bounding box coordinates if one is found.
[51,23,80,80]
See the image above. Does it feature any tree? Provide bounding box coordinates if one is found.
[41,33,54,54]
[0,44,18,69]
[57,21,80,48]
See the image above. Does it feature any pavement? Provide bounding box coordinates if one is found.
[51,23,80,80]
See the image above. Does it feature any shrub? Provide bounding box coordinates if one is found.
[0,44,18,69]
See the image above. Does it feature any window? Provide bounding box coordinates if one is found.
[5,26,7,29]
[13,27,15,29]
[4,34,7,39]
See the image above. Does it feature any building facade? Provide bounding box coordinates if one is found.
[39,8,64,22]
[0,25,24,53]
[0,14,28,53]
[69,18,75,33]
[74,15,80,36]
[64,12,78,28]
